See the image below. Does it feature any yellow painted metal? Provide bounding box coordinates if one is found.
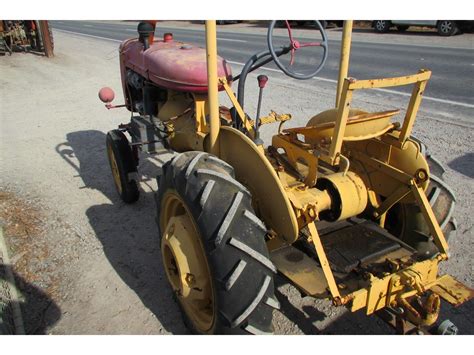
[329,79,353,164]
[346,136,430,200]
[160,191,215,333]
[348,254,473,316]
[272,134,319,187]
[258,111,291,126]
[204,126,299,244]
[327,70,432,164]
[347,70,431,90]
[270,245,329,297]
[157,91,194,121]
[349,257,441,314]
[351,152,414,186]
[307,108,367,126]
[430,275,474,306]
[106,143,122,195]
[410,180,449,256]
[373,184,411,219]
[398,293,440,327]
[286,186,332,213]
[317,172,368,221]
[286,185,332,229]
[152,92,207,152]
[293,110,399,146]
[399,74,429,145]
[220,78,255,137]
[336,20,353,108]
[307,222,341,301]
[205,20,220,157]
[193,94,209,134]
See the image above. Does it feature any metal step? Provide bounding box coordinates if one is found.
[270,246,329,297]
[320,222,402,274]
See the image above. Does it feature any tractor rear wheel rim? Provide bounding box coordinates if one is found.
[107,143,122,194]
[161,191,215,333]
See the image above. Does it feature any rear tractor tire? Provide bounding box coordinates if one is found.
[386,148,456,258]
[106,130,140,203]
[155,151,278,334]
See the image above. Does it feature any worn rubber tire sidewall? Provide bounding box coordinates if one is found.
[155,151,277,334]
[386,153,456,257]
[106,130,139,203]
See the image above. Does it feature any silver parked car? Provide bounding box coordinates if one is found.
[372,20,473,36]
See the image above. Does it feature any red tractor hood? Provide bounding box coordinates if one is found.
[120,38,233,93]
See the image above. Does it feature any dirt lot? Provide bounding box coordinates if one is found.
[0,30,473,334]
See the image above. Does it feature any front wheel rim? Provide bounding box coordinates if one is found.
[160,191,215,333]
[107,143,123,194]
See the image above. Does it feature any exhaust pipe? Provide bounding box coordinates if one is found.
[137,21,155,50]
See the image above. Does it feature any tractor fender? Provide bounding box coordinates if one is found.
[204,126,298,245]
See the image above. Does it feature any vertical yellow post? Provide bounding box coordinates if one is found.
[398,70,430,146]
[336,20,353,108]
[410,181,449,256]
[205,20,220,157]
[329,79,353,162]
[307,222,341,301]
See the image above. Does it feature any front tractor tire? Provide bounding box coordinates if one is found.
[156,152,278,334]
[106,130,140,203]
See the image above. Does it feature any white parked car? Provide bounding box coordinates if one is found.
[372,20,473,36]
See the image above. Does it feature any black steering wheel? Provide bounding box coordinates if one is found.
[267,20,328,80]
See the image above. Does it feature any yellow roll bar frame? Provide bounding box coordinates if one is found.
[336,20,353,108]
[205,20,220,157]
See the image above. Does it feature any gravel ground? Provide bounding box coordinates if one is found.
[0,30,472,334]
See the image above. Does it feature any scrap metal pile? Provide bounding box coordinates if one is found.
[0,20,53,57]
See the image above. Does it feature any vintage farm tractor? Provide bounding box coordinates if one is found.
[99,20,472,334]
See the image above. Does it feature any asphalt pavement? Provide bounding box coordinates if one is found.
[50,20,474,112]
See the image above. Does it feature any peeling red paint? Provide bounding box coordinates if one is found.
[120,38,232,93]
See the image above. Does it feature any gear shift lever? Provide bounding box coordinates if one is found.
[255,75,268,145]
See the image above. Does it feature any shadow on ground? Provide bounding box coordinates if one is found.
[56,129,188,334]
[448,153,474,179]
[55,129,474,335]
[274,275,393,335]
[0,269,61,334]
[275,274,474,334]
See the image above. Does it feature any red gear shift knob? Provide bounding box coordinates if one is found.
[257,75,268,89]
[98,87,115,103]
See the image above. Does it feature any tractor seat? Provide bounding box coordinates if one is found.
[283,108,400,145]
